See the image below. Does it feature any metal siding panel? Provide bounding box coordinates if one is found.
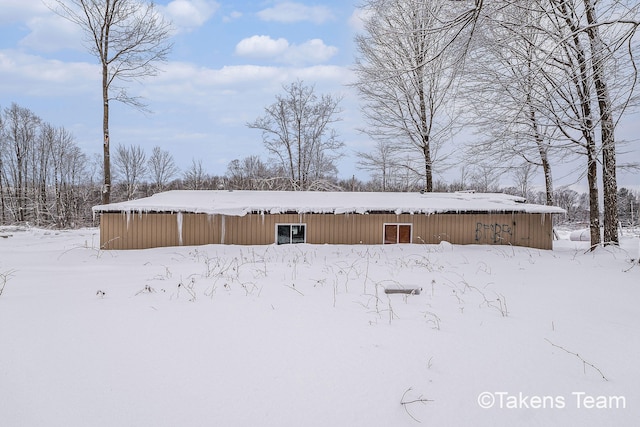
[447,214,457,243]
[186,213,193,246]
[183,214,192,246]
[160,214,168,247]
[141,213,149,249]
[238,215,246,244]
[144,214,152,249]
[192,214,198,245]
[433,214,443,243]
[460,214,470,245]
[104,214,112,249]
[99,214,107,248]
[125,213,132,249]
[133,213,140,249]
[143,213,152,248]
[226,215,235,244]
[132,214,140,249]
[158,214,165,248]
[112,213,121,249]
[148,213,156,249]
[192,214,200,245]
[97,209,556,250]
[117,213,125,249]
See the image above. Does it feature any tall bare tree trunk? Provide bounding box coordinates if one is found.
[583,0,618,245]
[527,96,553,205]
[553,0,601,248]
[0,159,5,223]
[54,0,172,205]
[417,82,433,192]
[537,142,553,206]
[586,142,600,247]
[102,45,111,205]
[422,142,433,192]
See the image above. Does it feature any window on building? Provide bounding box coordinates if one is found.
[276,224,307,245]
[384,224,412,244]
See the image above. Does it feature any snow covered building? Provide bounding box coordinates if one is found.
[92,190,565,250]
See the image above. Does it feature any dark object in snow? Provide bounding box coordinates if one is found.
[0,234,12,239]
[384,288,421,295]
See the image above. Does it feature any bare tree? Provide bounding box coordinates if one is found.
[147,146,178,193]
[462,5,560,206]
[225,155,274,190]
[113,144,147,200]
[512,161,535,199]
[617,187,639,226]
[532,0,638,246]
[0,103,94,227]
[461,0,639,247]
[33,123,57,224]
[468,164,502,193]
[2,103,41,222]
[353,0,467,192]
[50,126,89,227]
[247,80,343,191]
[579,0,639,245]
[553,186,581,222]
[183,159,207,190]
[53,0,172,205]
[355,140,397,191]
[0,107,5,223]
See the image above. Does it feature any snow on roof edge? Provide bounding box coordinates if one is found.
[92,190,566,216]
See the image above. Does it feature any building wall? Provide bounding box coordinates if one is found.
[98,211,555,250]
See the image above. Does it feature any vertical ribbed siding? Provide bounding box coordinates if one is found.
[99,211,555,250]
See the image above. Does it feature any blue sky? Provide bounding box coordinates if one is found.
[0,0,638,189]
[0,0,366,177]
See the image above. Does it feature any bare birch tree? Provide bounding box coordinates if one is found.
[353,0,467,192]
[247,80,343,191]
[462,5,560,205]
[50,127,89,228]
[578,0,639,245]
[0,108,5,223]
[226,156,274,190]
[534,0,639,246]
[2,104,41,222]
[147,146,178,193]
[53,0,172,205]
[113,144,147,200]
[183,159,207,190]
[355,140,398,191]
[460,0,639,247]
[0,103,91,226]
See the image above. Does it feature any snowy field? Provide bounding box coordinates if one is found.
[1,226,638,427]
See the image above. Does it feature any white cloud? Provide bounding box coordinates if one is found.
[235,35,289,59]
[0,0,49,24]
[0,1,84,53]
[348,7,372,32]
[0,50,99,96]
[223,11,242,23]
[19,15,85,53]
[235,36,337,66]
[281,39,338,65]
[257,2,334,24]
[162,0,219,31]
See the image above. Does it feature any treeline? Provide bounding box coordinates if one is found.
[1,102,638,228]
[0,103,97,228]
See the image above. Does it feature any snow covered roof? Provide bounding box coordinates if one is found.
[92,190,565,216]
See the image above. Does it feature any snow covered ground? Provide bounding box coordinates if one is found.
[1,226,638,426]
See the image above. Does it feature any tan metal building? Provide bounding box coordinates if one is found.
[92,190,565,250]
